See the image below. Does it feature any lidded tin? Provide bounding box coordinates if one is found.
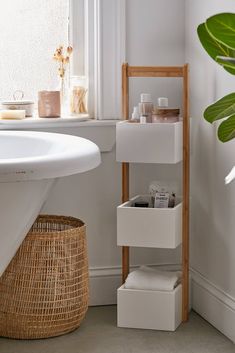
[152,97,180,123]
[1,90,34,117]
[152,108,180,123]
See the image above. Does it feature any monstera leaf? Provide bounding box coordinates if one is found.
[218,114,235,142]
[204,93,235,141]
[204,93,235,123]
[197,20,235,75]
[206,13,235,50]
[216,56,235,70]
[197,13,235,142]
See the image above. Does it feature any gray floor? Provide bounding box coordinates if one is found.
[0,306,234,353]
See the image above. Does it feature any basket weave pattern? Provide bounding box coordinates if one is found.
[0,215,89,339]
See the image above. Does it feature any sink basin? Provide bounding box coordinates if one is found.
[0,131,100,181]
[0,131,101,275]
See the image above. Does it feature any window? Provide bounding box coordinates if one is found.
[0,0,125,119]
[0,0,70,103]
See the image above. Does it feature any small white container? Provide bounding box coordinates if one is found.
[117,284,182,331]
[139,115,147,124]
[117,195,182,248]
[1,91,34,117]
[116,121,182,164]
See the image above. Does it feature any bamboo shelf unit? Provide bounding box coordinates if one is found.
[119,63,189,324]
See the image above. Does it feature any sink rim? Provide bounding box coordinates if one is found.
[0,131,101,181]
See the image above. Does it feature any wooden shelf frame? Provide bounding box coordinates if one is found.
[121,63,190,323]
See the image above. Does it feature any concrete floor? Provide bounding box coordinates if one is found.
[0,306,234,353]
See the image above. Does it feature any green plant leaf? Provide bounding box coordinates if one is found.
[218,114,235,142]
[197,23,235,75]
[204,93,235,123]
[216,56,235,69]
[206,13,235,50]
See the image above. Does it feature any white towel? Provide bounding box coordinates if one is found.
[124,266,181,291]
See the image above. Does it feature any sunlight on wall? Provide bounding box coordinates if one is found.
[0,0,69,102]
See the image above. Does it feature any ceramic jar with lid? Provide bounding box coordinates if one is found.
[1,90,34,117]
[152,108,180,123]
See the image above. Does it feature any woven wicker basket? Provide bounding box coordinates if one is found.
[0,215,89,339]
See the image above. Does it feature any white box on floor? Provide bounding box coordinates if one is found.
[117,284,182,331]
[117,195,182,248]
[116,121,182,164]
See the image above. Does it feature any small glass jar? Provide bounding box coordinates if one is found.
[138,93,153,123]
[152,108,180,123]
[70,76,88,115]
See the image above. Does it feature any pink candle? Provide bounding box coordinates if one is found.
[38,91,61,118]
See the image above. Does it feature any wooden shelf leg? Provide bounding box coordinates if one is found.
[122,246,129,283]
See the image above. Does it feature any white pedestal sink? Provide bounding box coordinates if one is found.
[0,131,101,276]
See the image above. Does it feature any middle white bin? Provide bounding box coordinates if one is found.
[117,195,182,248]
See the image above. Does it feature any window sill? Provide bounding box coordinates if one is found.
[0,116,118,153]
[0,115,119,129]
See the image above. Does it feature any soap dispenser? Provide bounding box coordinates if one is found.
[131,106,140,122]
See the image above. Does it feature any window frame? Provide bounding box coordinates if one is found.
[70,0,126,119]
[69,0,86,77]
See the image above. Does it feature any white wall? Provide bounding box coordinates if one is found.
[126,0,185,113]
[185,0,235,341]
[40,0,186,305]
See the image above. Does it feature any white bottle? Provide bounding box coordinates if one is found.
[131,106,139,121]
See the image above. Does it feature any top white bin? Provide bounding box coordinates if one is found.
[116,121,182,164]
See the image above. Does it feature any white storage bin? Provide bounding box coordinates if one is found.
[116,121,182,164]
[117,195,182,248]
[117,284,182,331]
